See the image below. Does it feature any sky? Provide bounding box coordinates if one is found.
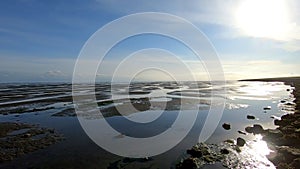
[0,0,300,82]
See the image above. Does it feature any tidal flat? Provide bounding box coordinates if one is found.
[0,79,296,169]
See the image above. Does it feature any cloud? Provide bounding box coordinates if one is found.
[94,0,300,52]
[44,70,65,77]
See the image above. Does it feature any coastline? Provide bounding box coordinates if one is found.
[240,76,300,168]
[177,76,300,169]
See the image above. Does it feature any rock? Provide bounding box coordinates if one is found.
[220,148,230,154]
[265,129,283,138]
[203,155,215,163]
[235,146,241,153]
[291,158,300,168]
[238,130,247,135]
[277,146,300,158]
[224,139,234,144]
[270,115,281,120]
[285,102,294,106]
[176,158,198,169]
[263,106,271,110]
[187,148,202,158]
[245,124,264,134]
[49,129,55,134]
[222,123,231,130]
[280,100,286,103]
[279,125,295,134]
[247,115,255,120]
[274,119,281,126]
[237,137,246,147]
[22,133,31,138]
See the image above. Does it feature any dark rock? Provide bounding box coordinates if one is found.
[222,123,231,130]
[274,119,281,126]
[237,137,246,147]
[279,125,295,134]
[291,158,300,168]
[203,155,215,163]
[265,129,283,138]
[247,115,255,120]
[235,146,241,153]
[224,139,234,144]
[277,146,300,160]
[263,106,271,110]
[220,148,230,154]
[187,148,202,158]
[271,115,281,120]
[245,124,264,134]
[176,158,198,169]
[49,129,55,134]
[238,130,247,135]
[22,133,31,138]
[285,102,294,106]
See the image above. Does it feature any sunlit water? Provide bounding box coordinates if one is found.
[0,81,294,169]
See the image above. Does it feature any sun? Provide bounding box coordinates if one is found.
[235,0,290,39]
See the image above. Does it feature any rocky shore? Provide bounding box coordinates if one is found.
[177,77,300,169]
[243,77,300,168]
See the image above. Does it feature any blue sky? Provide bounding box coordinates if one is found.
[0,0,300,82]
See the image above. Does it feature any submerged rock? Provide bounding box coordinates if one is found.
[222,123,231,130]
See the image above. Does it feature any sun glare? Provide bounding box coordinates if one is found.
[235,0,290,39]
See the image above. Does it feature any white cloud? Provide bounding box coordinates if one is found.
[94,0,300,52]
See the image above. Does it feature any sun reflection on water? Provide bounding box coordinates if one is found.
[240,134,275,169]
[249,135,272,156]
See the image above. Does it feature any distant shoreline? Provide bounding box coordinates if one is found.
[239,76,300,83]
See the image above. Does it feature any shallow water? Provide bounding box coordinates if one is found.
[0,81,294,168]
